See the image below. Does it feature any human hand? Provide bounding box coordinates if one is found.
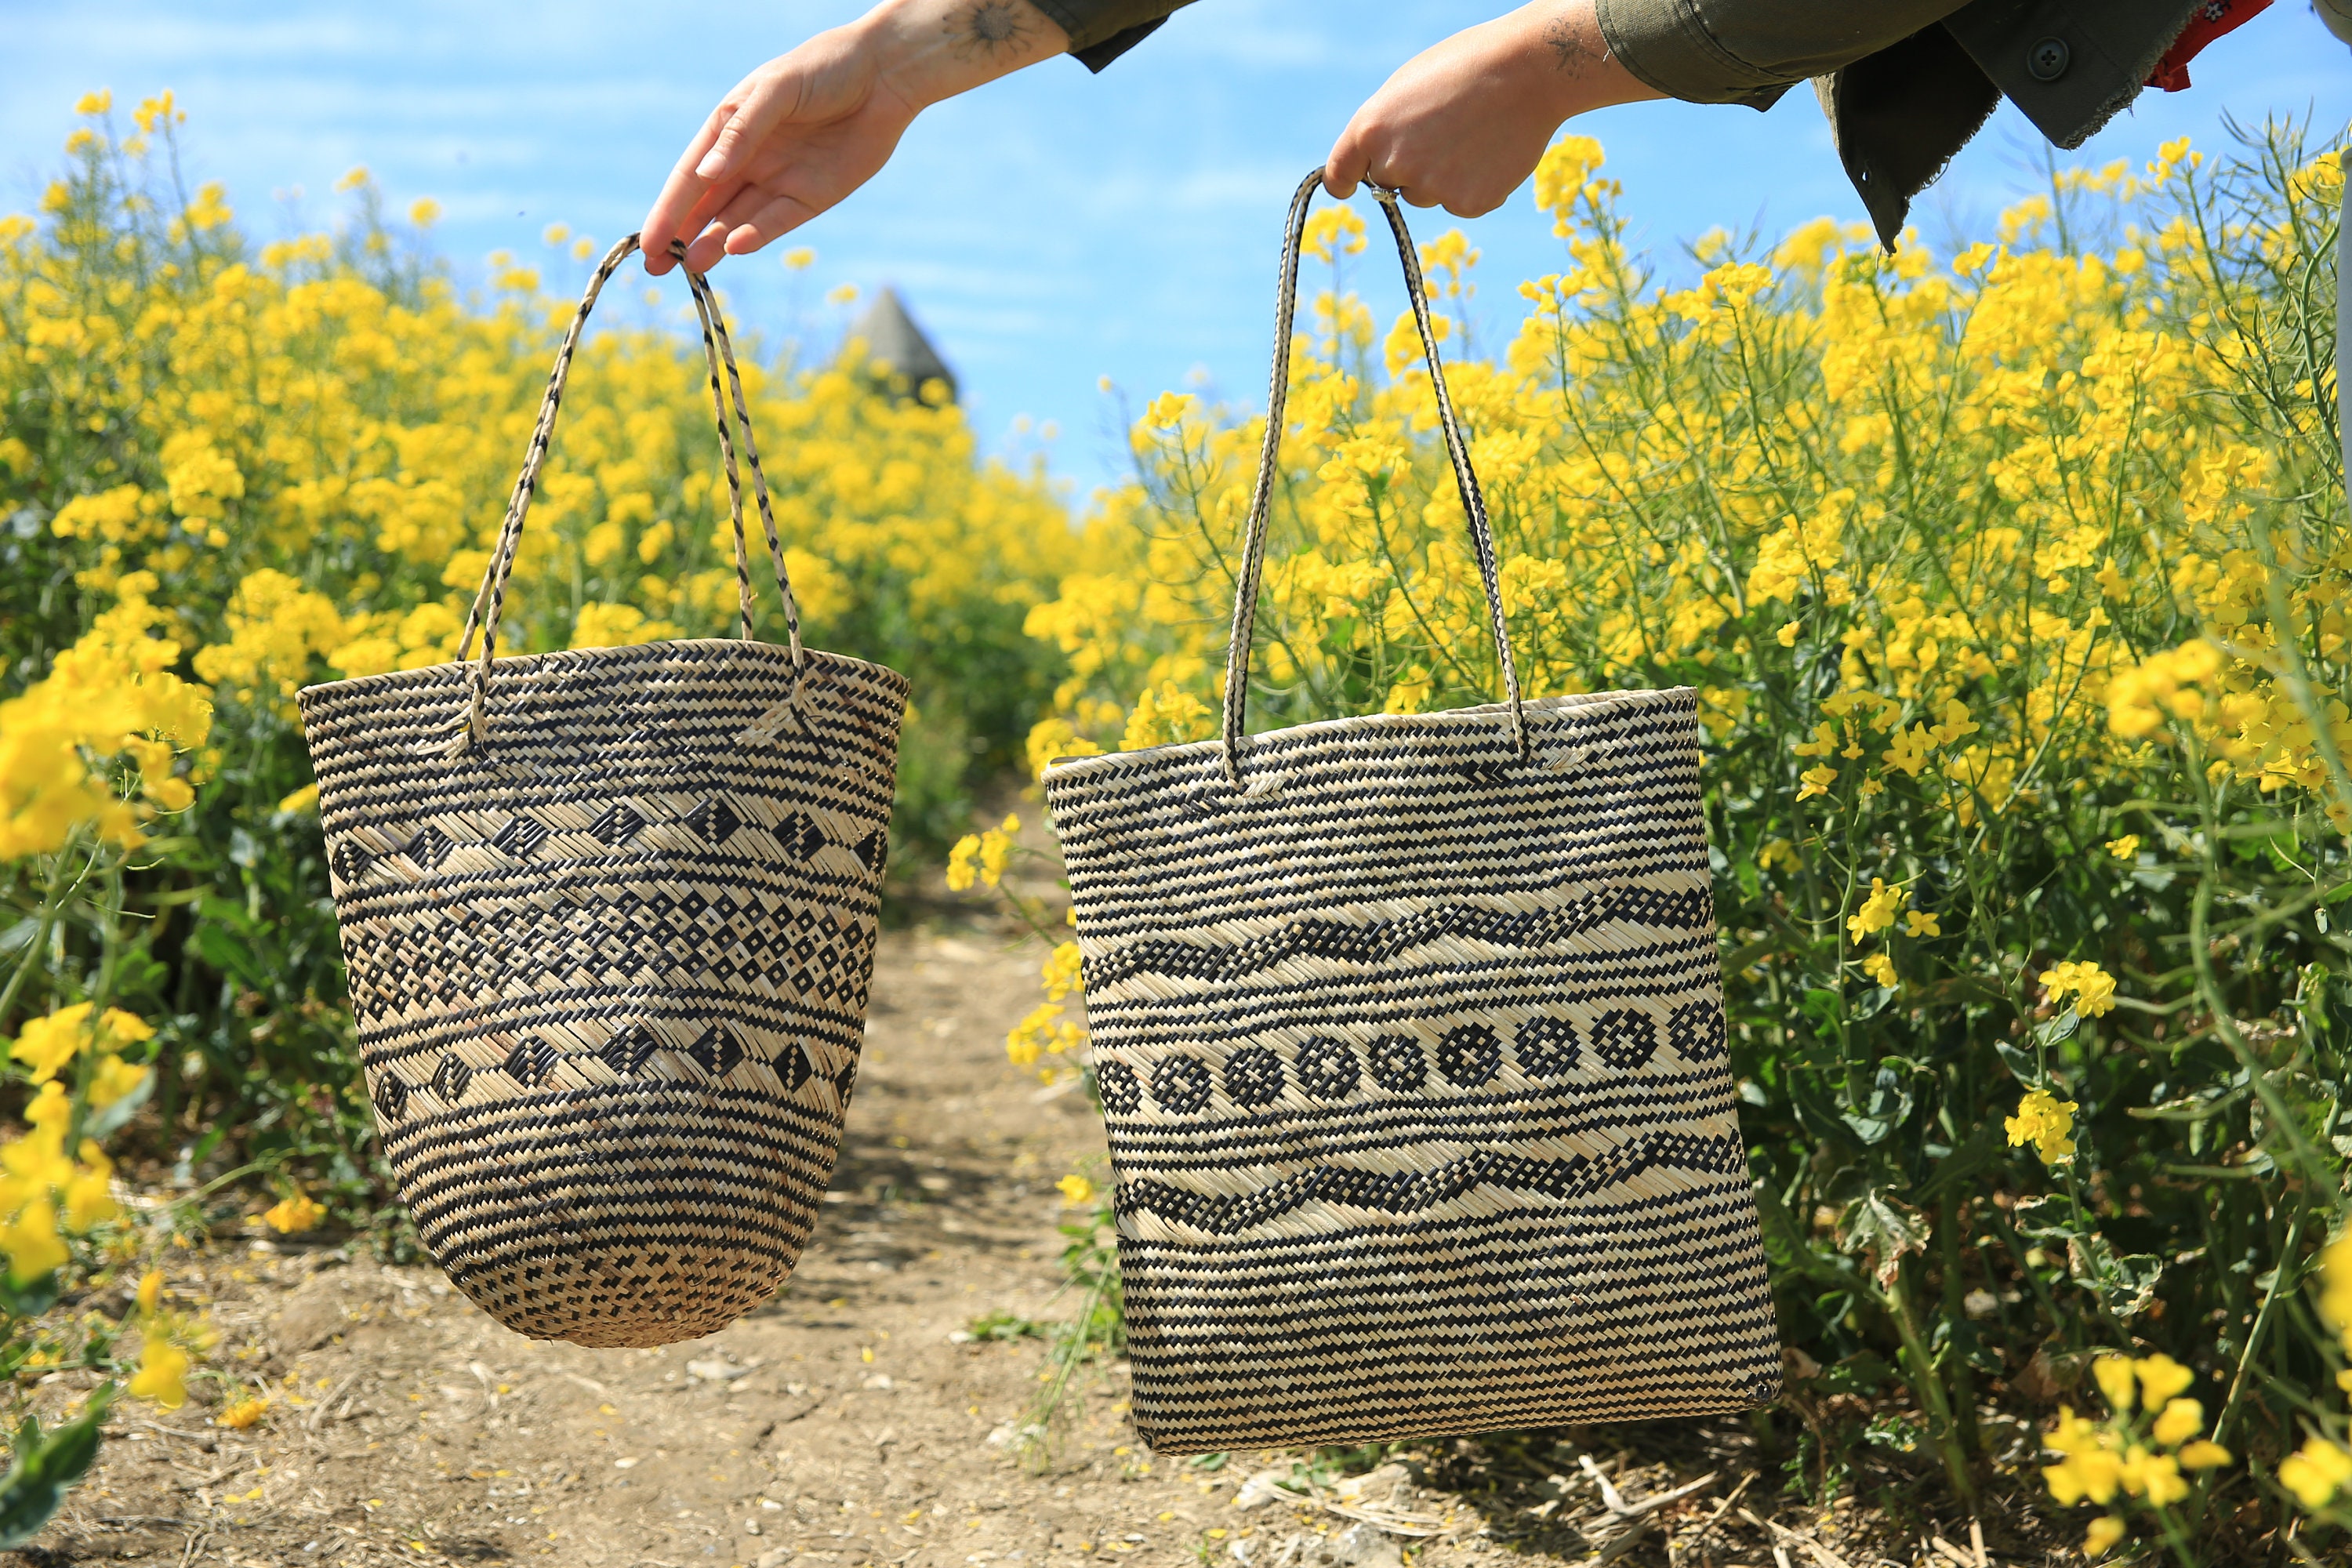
[1324,0,1660,216]
[644,0,1069,274]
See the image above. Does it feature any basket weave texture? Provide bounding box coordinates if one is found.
[1044,174,1780,1451]
[299,237,906,1347]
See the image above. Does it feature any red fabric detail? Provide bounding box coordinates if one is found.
[2149,0,2274,92]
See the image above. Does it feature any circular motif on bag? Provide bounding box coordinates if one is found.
[1294,1036,1360,1100]
[1225,1046,1287,1107]
[1366,1033,1427,1092]
[1152,1054,1214,1114]
[1515,1015,1580,1076]
[1589,1008,1659,1070]
[1097,1058,1143,1115]
[1436,1022,1502,1087]
[1667,998,1727,1062]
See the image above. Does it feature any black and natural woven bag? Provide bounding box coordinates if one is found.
[298,237,907,1348]
[1043,174,1782,1452]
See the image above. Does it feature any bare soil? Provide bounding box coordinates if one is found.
[14,931,2058,1568]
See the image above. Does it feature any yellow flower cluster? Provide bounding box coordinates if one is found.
[2279,1234,2352,1512]
[0,576,211,856]
[946,815,1019,892]
[263,1192,326,1234]
[2005,1087,2079,1165]
[9,99,1076,853]
[2044,1355,2230,1556]
[0,1004,156,1285]
[2041,959,2118,1018]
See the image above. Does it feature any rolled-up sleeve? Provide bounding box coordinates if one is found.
[1595,0,1973,103]
[1030,0,1194,70]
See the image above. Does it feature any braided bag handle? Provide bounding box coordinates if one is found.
[446,234,805,753]
[1218,171,1526,785]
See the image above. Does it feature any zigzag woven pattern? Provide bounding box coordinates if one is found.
[1044,686,1783,1452]
[303,639,906,1346]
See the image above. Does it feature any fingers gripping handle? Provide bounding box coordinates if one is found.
[448,234,806,753]
[1217,171,1526,784]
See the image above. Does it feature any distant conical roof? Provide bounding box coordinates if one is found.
[844,287,956,403]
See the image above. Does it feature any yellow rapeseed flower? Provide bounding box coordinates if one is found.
[218,1396,268,1430]
[2280,1437,2352,1508]
[263,1193,326,1234]
[1056,1174,1094,1207]
[128,1338,189,1408]
[2006,1088,2078,1165]
[2105,834,2141,860]
[1846,878,1907,942]
[2082,1516,2125,1558]
[2042,960,2118,1017]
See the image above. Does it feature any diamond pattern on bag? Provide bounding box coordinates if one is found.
[590,803,646,847]
[332,841,375,884]
[688,1025,744,1080]
[403,825,454,869]
[491,814,550,858]
[372,1073,408,1121]
[599,1022,659,1076]
[683,799,738,847]
[430,1052,474,1103]
[503,1036,559,1087]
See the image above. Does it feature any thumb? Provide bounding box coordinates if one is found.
[1323,126,1365,199]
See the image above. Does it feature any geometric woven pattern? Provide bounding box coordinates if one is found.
[301,637,906,1348]
[301,235,907,1350]
[1044,688,1781,1451]
[1043,173,1777,1454]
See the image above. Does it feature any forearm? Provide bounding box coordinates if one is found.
[858,0,1070,114]
[1516,0,1667,122]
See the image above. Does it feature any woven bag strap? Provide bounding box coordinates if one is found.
[448,234,806,753]
[1218,170,1526,783]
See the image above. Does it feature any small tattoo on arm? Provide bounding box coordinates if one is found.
[1544,15,1596,77]
[949,0,1034,60]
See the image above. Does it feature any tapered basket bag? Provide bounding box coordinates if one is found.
[297,238,908,1348]
[1043,174,1782,1451]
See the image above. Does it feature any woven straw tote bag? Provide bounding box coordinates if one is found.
[297,237,908,1348]
[1042,173,1782,1452]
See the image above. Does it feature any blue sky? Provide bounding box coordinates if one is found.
[5,2,2348,499]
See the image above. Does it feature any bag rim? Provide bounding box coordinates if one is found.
[296,635,910,708]
[1042,684,1697,786]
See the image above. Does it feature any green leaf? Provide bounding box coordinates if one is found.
[2033,1010,2082,1050]
[1837,1190,1930,1289]
[1994,1040,2043,1087]
[0,1272,61,1320]
[2067,1233,2165,1319]
[0,1385,111,1548]
[1790,1079,1862,1152]
[1838,1064,1915,1146]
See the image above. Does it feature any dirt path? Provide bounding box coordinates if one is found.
[18,931,1965,1568]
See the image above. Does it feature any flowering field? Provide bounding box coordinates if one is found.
[971,127,2352,1561]
[2,84,2350,1561]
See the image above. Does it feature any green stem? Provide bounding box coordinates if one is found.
[1884,1260,1976,1505]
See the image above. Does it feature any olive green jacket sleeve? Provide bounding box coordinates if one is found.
[1596,0,2204,246]
[1029,0,1194,70]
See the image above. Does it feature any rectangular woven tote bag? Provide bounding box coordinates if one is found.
[297,237,907,1349]
[1042,173,1782,1453]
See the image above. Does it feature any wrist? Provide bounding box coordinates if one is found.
[1514,0,1659,122]
[858,0,1069,113]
